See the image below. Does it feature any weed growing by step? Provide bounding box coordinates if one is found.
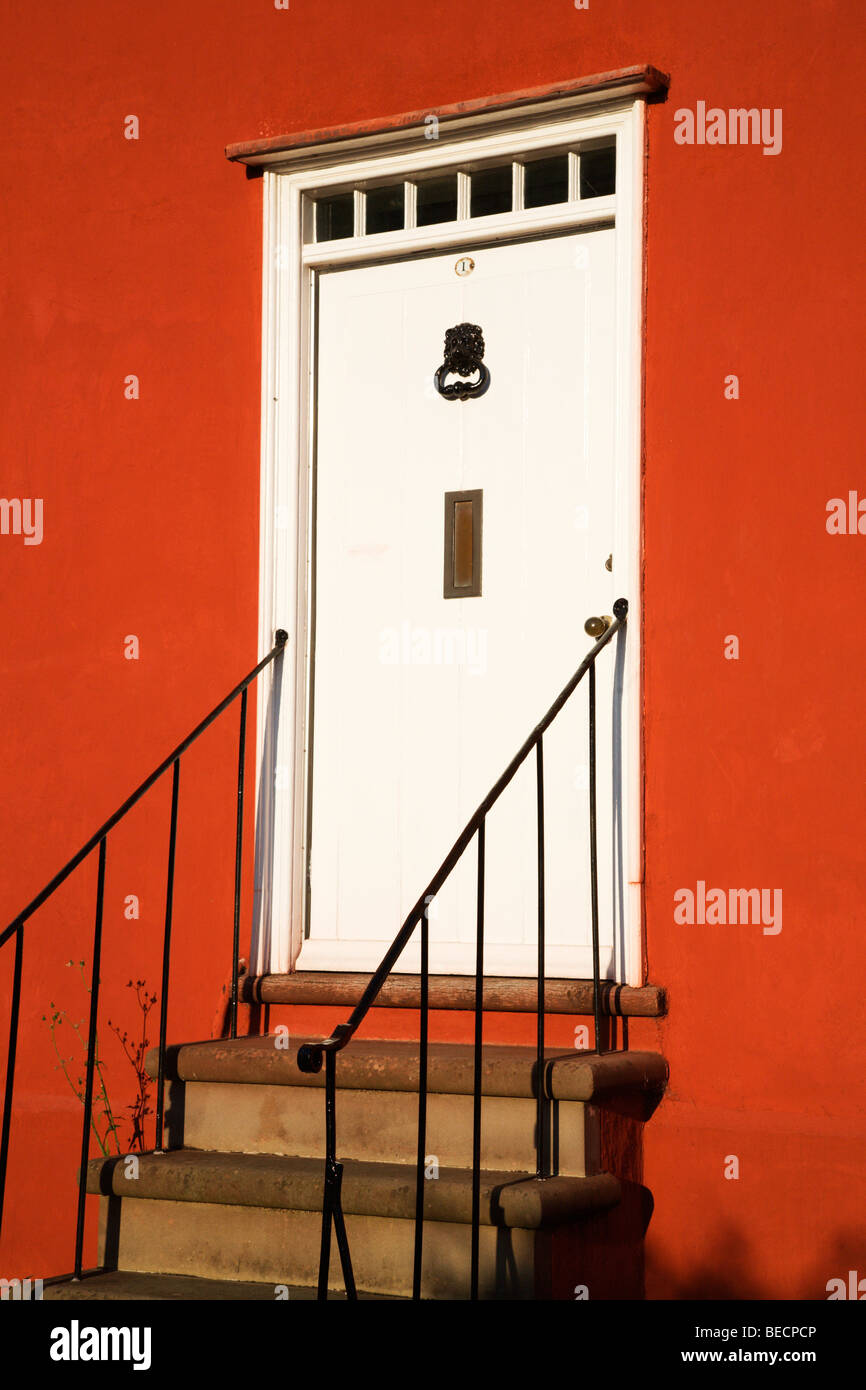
[108,980,158,1151]
[41,962,157,1154]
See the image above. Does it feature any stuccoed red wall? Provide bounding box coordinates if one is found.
[2,1,864,1296]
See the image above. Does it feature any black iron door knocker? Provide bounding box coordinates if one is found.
[434,322,491,401]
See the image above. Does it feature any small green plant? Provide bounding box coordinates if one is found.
[42,963,157,1155]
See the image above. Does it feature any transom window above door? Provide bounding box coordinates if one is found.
[309,142,615,244]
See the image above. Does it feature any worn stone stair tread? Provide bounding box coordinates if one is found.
[87,1149,621,1228]
[43,1270,396,1300]
[148,1036,667,1101]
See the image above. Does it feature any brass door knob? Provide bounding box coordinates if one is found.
[584,615,612,638]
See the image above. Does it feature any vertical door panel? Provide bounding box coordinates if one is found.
[307,229,623,976]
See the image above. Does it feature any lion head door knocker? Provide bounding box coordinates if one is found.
[434,322,491,401]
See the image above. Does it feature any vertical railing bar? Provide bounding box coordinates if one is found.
[470,819,485,1301]
[154,757,180,1154]
[321,1048,356,1299]
[0,920,24,1242]
[73,836,107,1280]
[412,905,429,1301]
[331,1183,356,1299]
[230,687,248,1040]
[588,660,603,1055]
[316,1050,337,1300]
[536,735,546,1180]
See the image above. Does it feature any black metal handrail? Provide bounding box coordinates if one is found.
[297,598,628,1301]
[0,629,288,1275]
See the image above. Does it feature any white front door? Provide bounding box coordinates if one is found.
[299,228,632,978]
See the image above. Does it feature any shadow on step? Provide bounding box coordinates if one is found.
[532,1180,655,1300]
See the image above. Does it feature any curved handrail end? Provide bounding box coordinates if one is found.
[297,1021,355,1072]
[297,1043,324,1074]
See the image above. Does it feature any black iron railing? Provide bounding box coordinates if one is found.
[297,598,628,1301]
[0,630,288,1276]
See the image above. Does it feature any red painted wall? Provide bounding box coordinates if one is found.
[2,0,864,1297]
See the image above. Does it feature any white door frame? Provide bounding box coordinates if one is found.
[253,92,646,984]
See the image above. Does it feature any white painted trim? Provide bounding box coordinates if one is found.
[612,98,644,989]
[303,197,614,269]
[251,173,307,976]
[404,181,418,231]
[257,96,646,984]
[292,105,625,208]
[512,160,524,213]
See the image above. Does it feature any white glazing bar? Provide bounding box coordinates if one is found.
[511,161,524,213]
[404,181,418,230]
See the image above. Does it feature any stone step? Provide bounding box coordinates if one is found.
[87,1150,619,1227]
[149,1036,667,1102]
[43,1271,396,1300]
[97,1196,537,1298]
[86,1150,621,1299]
[100,1040,666,1298]
[176,1080,590,1174]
